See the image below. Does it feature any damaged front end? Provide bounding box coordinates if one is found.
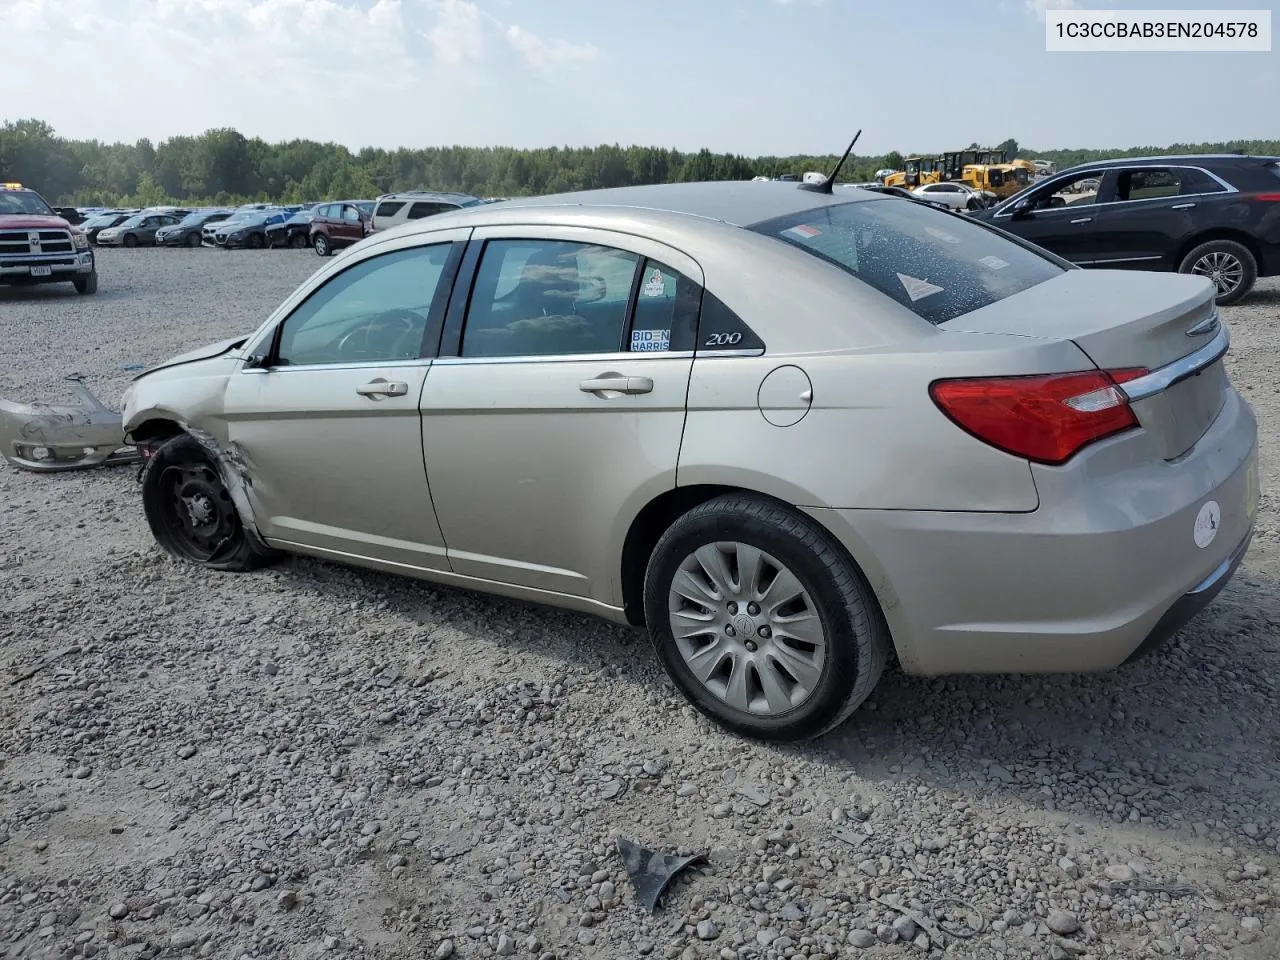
[0,375,139,472]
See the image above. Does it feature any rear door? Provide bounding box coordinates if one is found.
[221,230,468,569]
[1088,166,1233,269]
[419,227,701,602]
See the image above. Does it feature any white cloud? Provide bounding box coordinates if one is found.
[1024,0,1080,21]
[426,0,486,65]
[504,24,599,70]
[0,0,603,145]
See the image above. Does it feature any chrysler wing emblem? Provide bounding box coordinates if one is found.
[28,230,41,251]
[1186,313,1219,337]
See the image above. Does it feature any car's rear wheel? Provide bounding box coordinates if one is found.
[291,232,308,249]
[643,494,889,742]
[123,234,138,248]
[313,234,331,256]
[73,272,98,295]
[141,434,274,572]
[1179,239,1257,306]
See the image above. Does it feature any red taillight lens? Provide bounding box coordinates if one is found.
[930,368,1148,466]
[1251,193,1280,202]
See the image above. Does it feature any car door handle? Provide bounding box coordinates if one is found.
[356,379,408,398]
[1171,202,1196,210]
[1070,217,1093,224]
[579,375,654,396]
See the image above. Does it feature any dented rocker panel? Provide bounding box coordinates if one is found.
[0,376,139,472]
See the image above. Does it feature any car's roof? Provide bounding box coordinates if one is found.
[487,180,876,228]
[380,191,478,203]
[1067,153,1280,172]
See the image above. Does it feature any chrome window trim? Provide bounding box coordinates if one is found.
[433,350,696,366]
[1120,323,1230,403]
[428,347,766,366]
[241,357,432,375]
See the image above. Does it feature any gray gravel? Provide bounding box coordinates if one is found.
[2,248,1279,959]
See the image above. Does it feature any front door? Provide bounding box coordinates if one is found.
[419,227,702,603]
[221,232,466,570]
[993,170,1116,265]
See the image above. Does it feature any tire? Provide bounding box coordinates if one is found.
[73,272,98,295]
[643,493,889,743]
[123,234,139,248]
[186,232,201,248]
[247,232,264,250]
[140,433,275,572]
[1178,239,1257,307]
[290,231,308,249]
[313,233,331,256]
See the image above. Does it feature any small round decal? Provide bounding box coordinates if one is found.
[1193,500,1220,549]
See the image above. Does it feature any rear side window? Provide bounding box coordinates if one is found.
[628,259,700,353]
[751,199,1063,325]
[375,201,405,218]
[408,202,450,219]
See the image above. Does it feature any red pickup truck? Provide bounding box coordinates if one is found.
[0,182,98,294]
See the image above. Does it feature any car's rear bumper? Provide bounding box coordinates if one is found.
[808,386,1259,676]
[0,251,95,283]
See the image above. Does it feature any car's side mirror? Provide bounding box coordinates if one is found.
[1010,198,1035,218]
[244,353,269,370]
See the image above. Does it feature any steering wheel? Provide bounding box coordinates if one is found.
[335,310,420,361]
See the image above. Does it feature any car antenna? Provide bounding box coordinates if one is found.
[799,130,862,194]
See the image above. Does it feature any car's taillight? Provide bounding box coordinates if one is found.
[929,368,1148,466]
[1250,192,1280,202]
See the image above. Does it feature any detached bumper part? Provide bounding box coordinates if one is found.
[0,375,139,472]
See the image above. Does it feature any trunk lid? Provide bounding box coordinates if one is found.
[941,270,1226,460]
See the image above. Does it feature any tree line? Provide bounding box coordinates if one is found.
[3,119,1278,207]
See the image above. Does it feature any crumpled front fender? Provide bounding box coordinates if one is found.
[0,375,138,472]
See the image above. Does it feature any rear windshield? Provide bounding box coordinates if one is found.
[751,198,1063,325]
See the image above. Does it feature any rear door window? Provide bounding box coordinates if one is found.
[375,201,405,219]
[751,199,1063,325]
[1114,169,1184,201]
[408,202,450,219]
[461,239,639,358]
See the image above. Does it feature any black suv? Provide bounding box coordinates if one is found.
[972,154,1280,305]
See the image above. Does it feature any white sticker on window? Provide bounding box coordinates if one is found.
[631,328,670,352]
[925,226,962,245]
[642,269,667,297]
[896,272,944,302]
[979,255,1009,270]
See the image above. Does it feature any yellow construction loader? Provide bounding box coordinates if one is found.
[882,156,943,190]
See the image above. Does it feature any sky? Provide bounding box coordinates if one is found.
[3,0,1277,156]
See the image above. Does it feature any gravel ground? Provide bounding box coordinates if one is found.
[2,248,1279,960]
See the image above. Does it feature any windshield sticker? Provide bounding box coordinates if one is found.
[631,328,670,352]
[642,269,667,297]
[782,224,822,240]
[896,272,944,302]
[924,226,962,245]
[979,255,1009,270]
